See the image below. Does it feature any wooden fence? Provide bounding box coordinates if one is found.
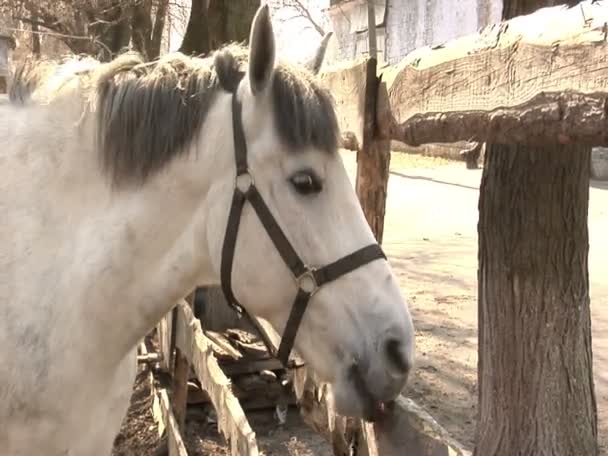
[150,2,606,455]
[155,300,260,456]
[153,297,469,456]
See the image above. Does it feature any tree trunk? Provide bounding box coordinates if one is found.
[207,0,259,50]
[475,2,598,455]
[502,0,579,18]
[179,0,211,56]
[476,144,597,455]
[131,0,168,61]
[149,0,169,59]
[31,11,41,57]
[179,0,259,56]
[93,2,131,61]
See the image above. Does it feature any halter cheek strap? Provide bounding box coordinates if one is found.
[220,93,386,367]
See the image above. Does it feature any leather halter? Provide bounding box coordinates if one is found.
[220,91,386,367]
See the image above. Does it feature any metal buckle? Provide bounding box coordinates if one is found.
[296,267,318,295]
[235,170,254,193]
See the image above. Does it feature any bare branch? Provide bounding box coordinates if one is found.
[279,0,325,36]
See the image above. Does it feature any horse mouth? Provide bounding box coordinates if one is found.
[348,363,393,422]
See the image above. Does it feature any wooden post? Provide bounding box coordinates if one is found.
[171,291,195,430]
[354,57,391,244]
[366,0,377,60]
[174,301,259,455]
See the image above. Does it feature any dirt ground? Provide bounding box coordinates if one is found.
[185,405,331,455]
[112,369,166,456]
[112,345,332,455]
[341,150,608,454]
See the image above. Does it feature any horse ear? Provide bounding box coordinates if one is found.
[304,32,333,75]
[248,4,276,95]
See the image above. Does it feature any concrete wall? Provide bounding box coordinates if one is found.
[384,0,502,64]
[325,0,502,65]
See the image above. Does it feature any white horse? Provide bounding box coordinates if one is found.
[0,5,414,455]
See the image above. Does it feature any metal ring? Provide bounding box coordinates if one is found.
[296,268,318,295]
[235,170,254,193]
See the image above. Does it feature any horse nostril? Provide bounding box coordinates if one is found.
[384,338,411,376]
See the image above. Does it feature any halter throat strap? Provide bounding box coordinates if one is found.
[220,92,386,366]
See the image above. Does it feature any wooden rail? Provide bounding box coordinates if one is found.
[153,389,189,456]
[154,294,470,455]
[155,301,260,456]
[176,301,259,455]
[377,2,608,147]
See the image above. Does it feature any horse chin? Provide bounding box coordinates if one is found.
[331,370,390,422]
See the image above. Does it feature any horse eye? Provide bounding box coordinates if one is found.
[290,170,322,195]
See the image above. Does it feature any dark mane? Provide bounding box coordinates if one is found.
[12,44,340,186]
[95,52,222,185]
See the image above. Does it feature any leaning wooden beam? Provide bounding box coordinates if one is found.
[172,292,196,430]
[173,301,259,456]
[153,388,189,456]
[378,2,608,146]
[156,309,174,373]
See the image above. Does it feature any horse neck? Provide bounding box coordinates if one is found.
[59,90,234,363]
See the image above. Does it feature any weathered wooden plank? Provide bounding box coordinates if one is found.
[249,316,305,368]
[173,301,259,456]
[379,1,608,146]
[153,388,189,456]
[374,395,471,456]
[204,330,243,361]
[156,310,173,372]
[172,347,190,430]
[319,57,371,148]
[290,365,378,456]
[172,291,197,430]
[221,357,284,376]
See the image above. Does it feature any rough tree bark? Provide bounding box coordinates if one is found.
[179,0,260,56]
[207,0,260,49]
[475,1,598,455]
[355,57,390,243]
[131,0,169,60]
[179,0,211,56]
[502,0,578,18]
[92,1,131,61]
[31,11,40,56]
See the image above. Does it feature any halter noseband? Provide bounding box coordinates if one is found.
[220,91,386,367]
